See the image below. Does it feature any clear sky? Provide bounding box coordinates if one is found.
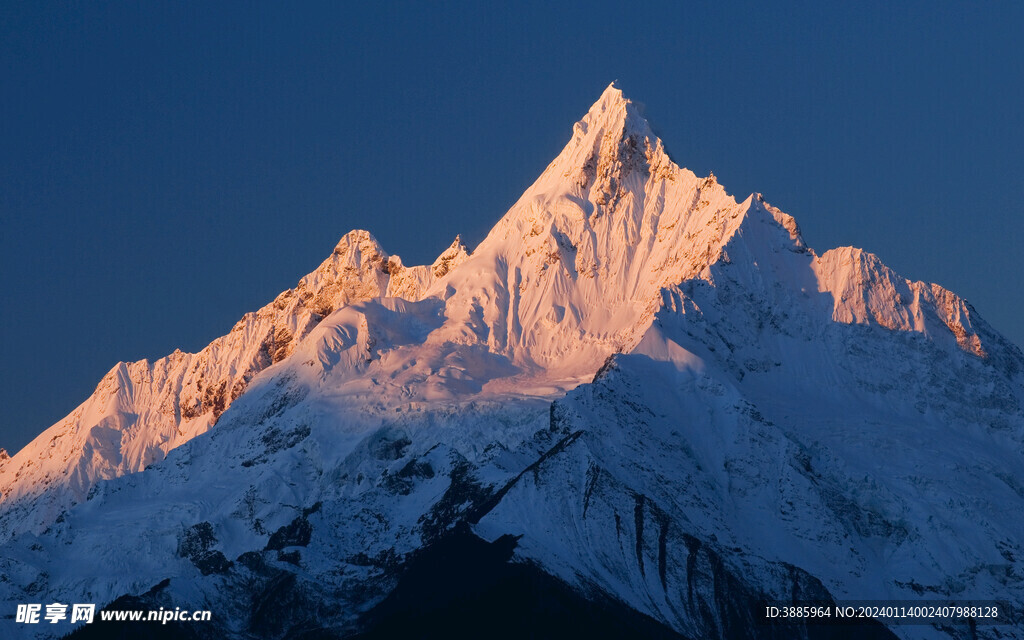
[2,1,1022,453]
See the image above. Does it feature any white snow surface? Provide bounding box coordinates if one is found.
[1,83,1022,639]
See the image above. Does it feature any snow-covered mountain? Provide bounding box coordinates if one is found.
[0,231,468,540]
[1,83,1022,639]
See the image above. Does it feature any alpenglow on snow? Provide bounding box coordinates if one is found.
[1,83,1022,639]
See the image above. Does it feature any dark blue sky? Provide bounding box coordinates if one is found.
[2,1,1022,453]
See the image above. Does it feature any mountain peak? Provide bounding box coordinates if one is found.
[333,229,383,254]
[589,81,634,114]
[430,234,469,278]
[594,81,627,106]
[576,82,652,141]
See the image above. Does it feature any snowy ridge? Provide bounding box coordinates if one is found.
[0,231,467,539]
[1,84,1022,639]
[814,246,993,357]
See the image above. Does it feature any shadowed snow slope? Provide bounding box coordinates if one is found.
[1,83,1022,640]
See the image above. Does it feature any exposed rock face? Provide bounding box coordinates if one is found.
[385,235,468,300]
